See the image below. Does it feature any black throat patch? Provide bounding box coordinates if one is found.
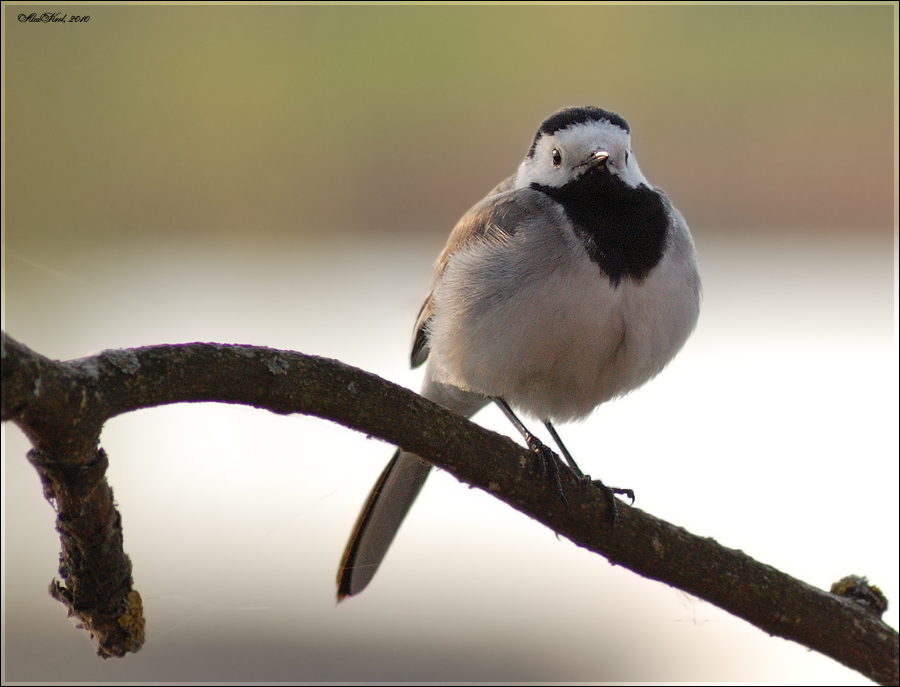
[533,167,669,286]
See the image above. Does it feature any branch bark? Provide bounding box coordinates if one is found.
[1,331,897,684]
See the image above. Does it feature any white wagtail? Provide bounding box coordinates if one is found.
[338,106,701,599]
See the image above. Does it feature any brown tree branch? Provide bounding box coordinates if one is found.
[1,331,897,684]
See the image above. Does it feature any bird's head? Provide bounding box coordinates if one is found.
[515,106,648,191]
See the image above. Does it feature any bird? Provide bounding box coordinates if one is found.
[337,106,701,600]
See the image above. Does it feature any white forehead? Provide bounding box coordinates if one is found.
[536,119,631,159]
[516,118,643,189]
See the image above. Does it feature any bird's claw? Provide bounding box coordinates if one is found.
[609,485,636,505]
[525,433,568,505]
[576,475,635,525]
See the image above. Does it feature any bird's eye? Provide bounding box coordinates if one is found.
[551,148,562,167]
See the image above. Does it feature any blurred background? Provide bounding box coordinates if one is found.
[3,3,897,683]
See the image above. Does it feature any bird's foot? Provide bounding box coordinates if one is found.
[577,475,634,525]
[524,432,568,504]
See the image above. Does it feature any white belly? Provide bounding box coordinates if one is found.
[426,224,700,422]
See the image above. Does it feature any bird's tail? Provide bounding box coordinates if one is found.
[337,371,488,600]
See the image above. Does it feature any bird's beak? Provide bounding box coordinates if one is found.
[582,149,610,168]
[585,149,609,165]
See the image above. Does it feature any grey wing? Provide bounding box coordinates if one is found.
[411,186,552,368]
[411,295,433,368]
[338,187,545,600]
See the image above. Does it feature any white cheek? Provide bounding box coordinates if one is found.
[619,156,649,188]
[514,157,567,189]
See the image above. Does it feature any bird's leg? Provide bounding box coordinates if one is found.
[542,419,586,477]
[491,398,567,504]
[543,420,634,525]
